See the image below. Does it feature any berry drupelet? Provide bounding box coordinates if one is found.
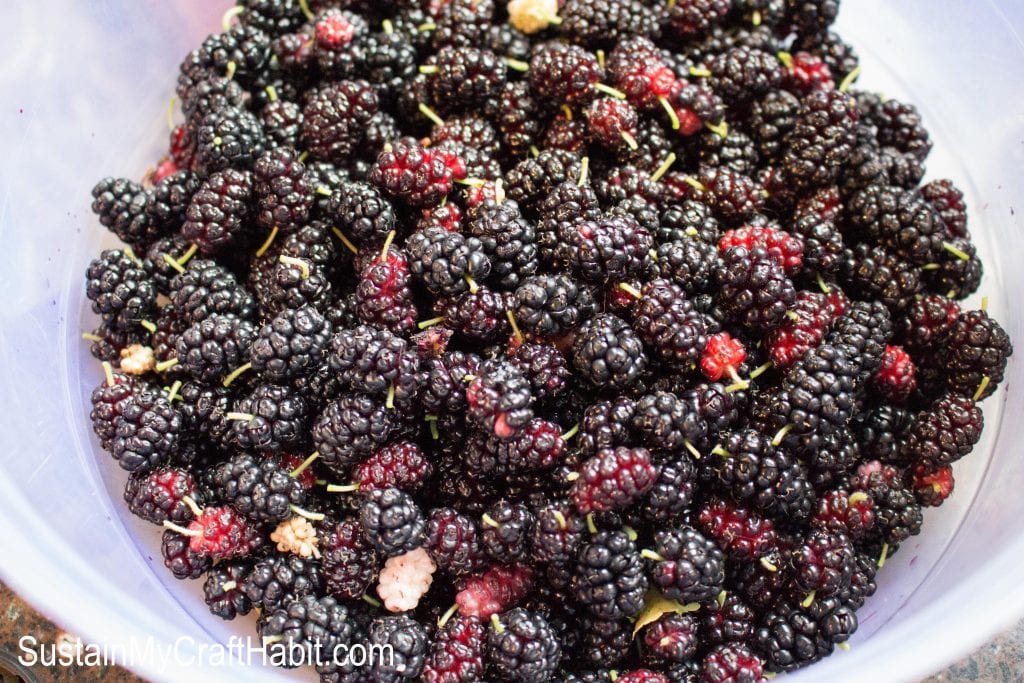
[716,246,796,331]
[182,169,254,255]
[572,313,649,391]
[85,250,158,332]
[571,446,658,514]
[938,309,1013,400]
[243,552,323,612]
[425,46,508,111]
[359,487,426,556]
[370,141,464,209]
[574,529,648,620]
[488,608,562,683]
[253,146,313,233]
[124,466,200,526]
[313,393,406,476]
[466,359,534,439]
[422,615,487,683]
[229,382,309,454]
[899,393,983,467]
[175,314,255,384]
[631,279,712,367]
[302,80,379,164]
[646,525,725,604]
[91,177,159,250]
[321,517,380,601]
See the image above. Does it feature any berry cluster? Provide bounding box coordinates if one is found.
[84,0,1011,680]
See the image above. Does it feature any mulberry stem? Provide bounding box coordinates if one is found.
[289,452,320,478]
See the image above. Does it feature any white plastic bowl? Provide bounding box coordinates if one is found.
[1,1,1022,681]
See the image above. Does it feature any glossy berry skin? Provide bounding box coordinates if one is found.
[321,518,379,601]
[702,643,766,683]
[900,294,960,353]
[456,564,534,619]
[123,467,199,525]
[812,489,875,539]
[370,141,465,208]
[647,526,725,604]
[466,360,534,439]
[571,447,658,514]
[424,508,485,577]
[353,441,433,492]
[422,616,487,683]
[899,393,983,467]
[698,498,777,561]
[701,333,746,382]
[574,530,648,620]
[873,345,916,403]
[640,613,699,665]
[186,506,263,561]
[359,487,425,556]
[719,226,804,276]
[789,530,855,597]
[912,464,954,507]
[488,609,561,683]
[568,216,653,284]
